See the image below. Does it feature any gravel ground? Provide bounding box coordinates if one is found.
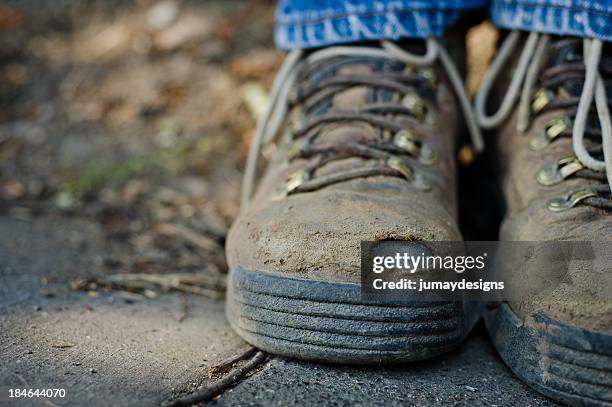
[212,326,560,407]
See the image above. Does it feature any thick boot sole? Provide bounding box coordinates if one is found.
[226,267,481,364]
[485,303,612,407]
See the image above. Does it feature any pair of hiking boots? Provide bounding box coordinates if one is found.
[225,31,612,407]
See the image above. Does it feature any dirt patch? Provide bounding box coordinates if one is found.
[0,0,280,291]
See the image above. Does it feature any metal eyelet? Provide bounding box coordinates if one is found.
[284,170,309,193]
[387,157,414,181]
[537,156,583,186]
[387,157,431,191]
[393,130,420,156]
[531,88,554,113]
[419,68,437,87]
[291,116,306,135]
[401,94,427,120]
[529,116,571,150]
[272,169,309,201]
[393,129,437,165]
[547,188,597,212]
[387,156,431,190]
[286,139,309,160]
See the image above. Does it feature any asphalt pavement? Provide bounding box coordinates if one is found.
[0,216,561,407]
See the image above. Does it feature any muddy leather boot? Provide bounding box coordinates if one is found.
[477,34,612,406]
[225,39,483,364]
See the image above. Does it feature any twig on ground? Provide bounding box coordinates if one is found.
[164,351,268,407]
[208,346,258,377]
[156,222,220,252]
[116,290,149,301]
[72,272,226,300]
[51,341,75,349]
[107,272,225,291]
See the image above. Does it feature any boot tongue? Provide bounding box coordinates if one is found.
[544,39,585,98]
[546,39,583,67]
[312,63,378,148]
[303,56,401,177]
[544,39,612,98]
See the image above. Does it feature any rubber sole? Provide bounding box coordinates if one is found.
[226,267,481,364]
[485,303,612,407]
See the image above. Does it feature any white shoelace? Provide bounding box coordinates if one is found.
[241,40,484,209]
[474,30,612,193]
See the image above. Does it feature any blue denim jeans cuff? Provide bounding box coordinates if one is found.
[491,0,611,42]
[275,0,487,50]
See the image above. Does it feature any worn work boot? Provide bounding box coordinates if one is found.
[476,32,612,406]
[225,38,484,364]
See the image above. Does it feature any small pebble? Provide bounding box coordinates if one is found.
[89,368,97,374]
[465,386,477,392]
